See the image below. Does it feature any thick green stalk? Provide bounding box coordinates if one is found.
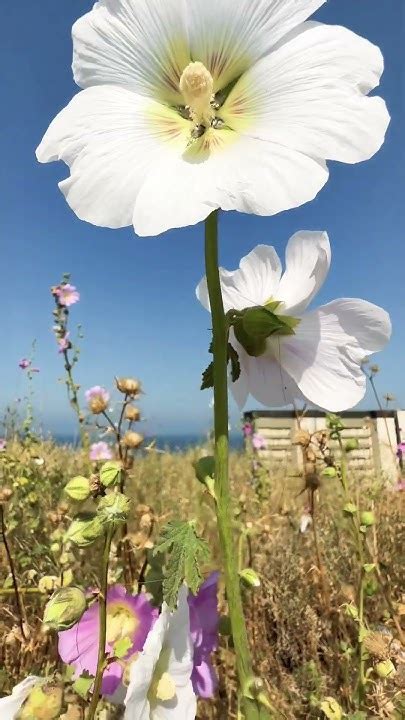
[86,528,114,720]
[205,212,274,720]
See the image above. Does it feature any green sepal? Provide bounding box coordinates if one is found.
[64,513,105,547]
[72,673,94,700]
[100,461,122,487]
[64,476,91,502]
[43,586,87,631]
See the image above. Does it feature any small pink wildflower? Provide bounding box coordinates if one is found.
[242,422,253,438]
[0,439,6,452]
[252,433,266,451]
[89,441,113,461]
[85,386,110,405]
[57,333,70,353]
[19,358,31,370]
[55,284,80,307]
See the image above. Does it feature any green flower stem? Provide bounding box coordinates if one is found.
[205,212,275,720]
[86,527,114,720]
[337,438,366,700]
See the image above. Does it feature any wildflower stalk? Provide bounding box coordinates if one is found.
[337,437,366,701]
[205,211,274,720]
[86,526,114,720]
[0,505,28,640]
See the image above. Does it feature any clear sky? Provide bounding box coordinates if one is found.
[0,0,403,437]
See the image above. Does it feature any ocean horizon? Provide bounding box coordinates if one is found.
[52,432,245,452]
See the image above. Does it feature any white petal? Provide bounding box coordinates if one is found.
[134,135,329,236]
[224,23,390,163]
[277,231,331,314]
[124,612,168,720]
[165,586,194,685]
[245,350,301,408]
[36,86,187,229]
[277,300,391,411]
[0,677,41,720]
[151,683,197,720]
[72,0,190,103]
[187,0,326,90]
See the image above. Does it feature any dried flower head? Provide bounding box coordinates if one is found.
[364,631,391,660]
[122,431,144,449]
[294,430,311,447]
[116,377,141,396]
[85,386,110,414]
[125,405,141,422]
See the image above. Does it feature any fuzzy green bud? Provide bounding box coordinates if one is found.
[375,659,396,679]
[239,568,261,589]
[97,492,130,525]
[194,456,216,497]
[360,511,375,528]
[65,476,91,502]
[64,513,105,547]
[100,461,122,488]
[43,587,87,631]
[322,467,337,478]
[345,438,360,453]
[17,682,64,720]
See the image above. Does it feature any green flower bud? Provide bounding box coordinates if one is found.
[64,513,105,547]
[65,476,91,502]
[97,492,130,525]
[375,659,396,679]
[360,511,375,527]
[239,568,261,589]
[345,438,359,452]
[43,587,87,631]
[343,502,358,516]
[100,461,122,488]
[322,467,337,478]
[18,682,64,720]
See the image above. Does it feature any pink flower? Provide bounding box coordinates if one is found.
[396,442,405,458]
[55,284,80,307]
[0,439,6,452]
[252,433,266,451]
[188,572,219,698]
[242,422,253,438]
[58,585,157,697]
[393,479,405,492]
[85,386,110,405]
[19,358,31,370]
[57,333,70,353]
[89,442,113,461]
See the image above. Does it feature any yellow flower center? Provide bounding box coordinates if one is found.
[106,602,138,645]
[179,61,215,128]
[148,647,176,708]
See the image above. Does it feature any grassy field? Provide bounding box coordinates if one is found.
[0,439,404,718]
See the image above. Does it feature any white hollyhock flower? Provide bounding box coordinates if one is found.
[0,677,41,719]
[36,0,389,237]
[124,586,196,720]
[196,232,391,412]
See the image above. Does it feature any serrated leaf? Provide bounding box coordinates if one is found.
[154,520,210,610]
[201,362,214,390]
[73,673,94,699]
[114,636,133,659]
[228,343,241,383]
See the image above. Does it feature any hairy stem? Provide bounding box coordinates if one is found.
[205,211,275,720]
[86,527,113,720]
[0,505,28,640]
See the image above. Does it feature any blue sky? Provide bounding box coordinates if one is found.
[0,0,403,437]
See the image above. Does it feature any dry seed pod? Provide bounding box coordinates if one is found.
[122,431,144,449]
[116,377,141,396]
[125,405,141,422]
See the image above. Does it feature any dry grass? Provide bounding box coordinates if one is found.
[1,441,404,718]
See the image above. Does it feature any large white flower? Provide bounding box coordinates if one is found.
[0,677,41,719]
[196,232,391,412]
[36,0,389,237]
[124,586,196,720]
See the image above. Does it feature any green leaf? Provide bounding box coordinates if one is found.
[114,636,133,659]
[320,697,343,720]
[154,520,210,610]
[322,467,337,478]
[228,343,241,383]
[73,673,94,700]
[64,476,91,502]
[343,502,358,516]
[363,563,376,574]
[201,361,214,390]
[100,461,122,488]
